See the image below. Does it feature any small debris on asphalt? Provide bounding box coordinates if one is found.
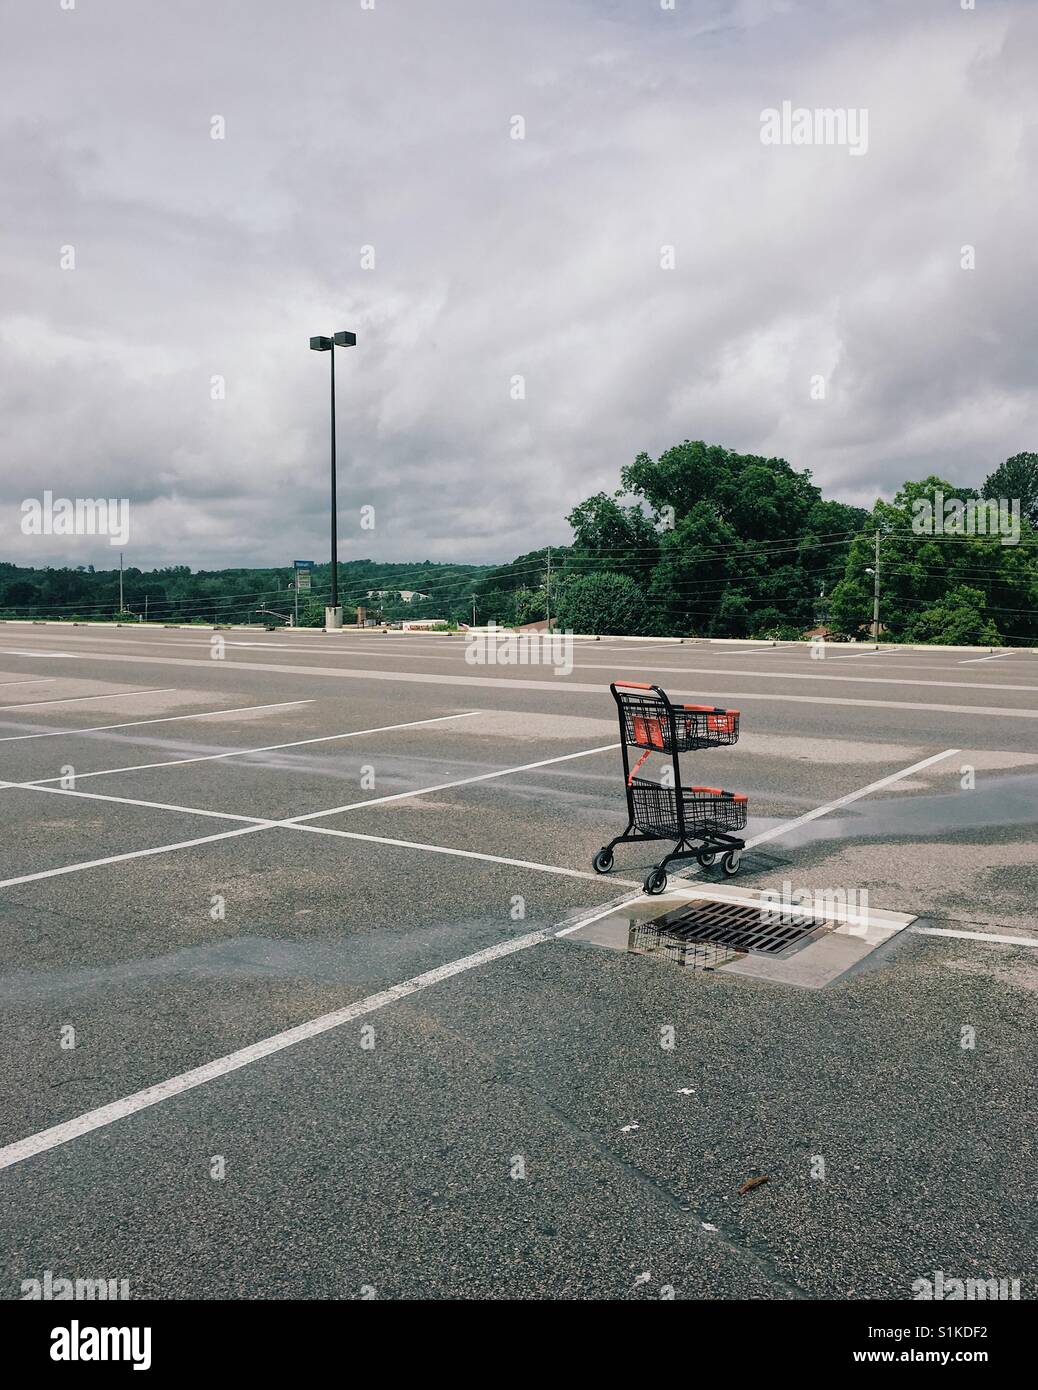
[738,1175,770,1195]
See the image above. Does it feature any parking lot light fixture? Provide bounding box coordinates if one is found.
[309,330,357,629]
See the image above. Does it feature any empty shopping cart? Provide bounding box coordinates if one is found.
[591,681,748,894]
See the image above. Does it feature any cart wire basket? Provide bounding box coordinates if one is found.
[629,781,748,839]
[593,681,749,895]
[616,684,740,753]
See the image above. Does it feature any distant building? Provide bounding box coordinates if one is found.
[365,589,430,603]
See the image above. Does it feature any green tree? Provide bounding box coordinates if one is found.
[908,586,1001,646]
[983,452,1038,526]
[829,478,1038,644]
[554,571,647,635]
[566,493,658,583]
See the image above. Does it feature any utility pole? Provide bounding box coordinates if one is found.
[545,545,552,631]
[871,529,880,645]
[119,552,124,615]
[144,594,148,623]
[471,594,477,627]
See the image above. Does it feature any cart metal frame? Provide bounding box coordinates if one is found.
[592,680,747,894]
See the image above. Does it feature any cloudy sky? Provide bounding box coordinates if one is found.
[2,0,1036,570]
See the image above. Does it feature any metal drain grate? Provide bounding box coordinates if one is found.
[646,898,834,957]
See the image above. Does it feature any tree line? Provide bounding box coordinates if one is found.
[3,447,1035,643]
[0,559,490,627]
[472,445,1037,645]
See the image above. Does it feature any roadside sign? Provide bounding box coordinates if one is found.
[294,559,314,593]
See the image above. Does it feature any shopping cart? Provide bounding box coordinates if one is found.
[592,681,748,894]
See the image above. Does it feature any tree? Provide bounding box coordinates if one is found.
[554,571,647,635]
[513,586,547,626]
[829,477,1038,645]
[647,503,740,635]
[622,440,821,541]
[566,493,658,583]
[983,452,1038,527]
[908,586,1001,646]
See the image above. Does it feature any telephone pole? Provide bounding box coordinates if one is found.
[871,529,880,645]
[119,552,124,615]
[545,545,552,631]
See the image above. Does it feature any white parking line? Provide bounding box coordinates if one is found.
[911,925,1038,946]
[12,710,480,787]
[572,661,1038,694]
[289,821,641,886]
[722,644,801,656]
[0,745,1000,1173]
[12,646,1037,716]
[283,743,620,823]
[0,823,271,892]
[0,679,56,689]
[0,740,621,888]
[0,650,79,658]
[0,931,551,1173]
[0,687,175,711]
[959,652,1012,664]
[740,748,961,851]
[0,700,313,743]
[0,780,271,827]
[826,649,903,660]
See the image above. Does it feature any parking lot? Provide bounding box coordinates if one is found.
[1,625,1036,1300]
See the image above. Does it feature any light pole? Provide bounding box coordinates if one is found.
[309,330,357,629]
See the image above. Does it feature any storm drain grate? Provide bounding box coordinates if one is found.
[638,897,835,959]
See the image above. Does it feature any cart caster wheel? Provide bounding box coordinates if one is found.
[644,867,668,895]
[592,849,614,875]
[721,850,742,877]
[697,848,717,868]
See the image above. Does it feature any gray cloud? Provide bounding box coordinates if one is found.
[1,0,1035,568]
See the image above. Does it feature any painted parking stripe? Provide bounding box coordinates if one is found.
[0,679,56,689]
[0,740,623,888]
[13,710,480,787]
[0,699,312,743]
[740,748,961,851]
[910,926,1038,947]
[0,749,1006,1173]
[0,823,271,892]
[12,646,1038,716]
[724,644,801,654]
[288,821,641,886]
[959,652,1012,664]
[283,743,621,823]
[0,780,273,827]
[0,930,551,1173]
[0,687,176,711]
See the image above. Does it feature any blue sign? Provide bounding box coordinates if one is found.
[294,560,315,571]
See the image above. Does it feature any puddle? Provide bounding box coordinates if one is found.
[0,923,504,1002]
[751,774,1038,848]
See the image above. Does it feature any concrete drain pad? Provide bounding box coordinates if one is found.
[564,883,916,989]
